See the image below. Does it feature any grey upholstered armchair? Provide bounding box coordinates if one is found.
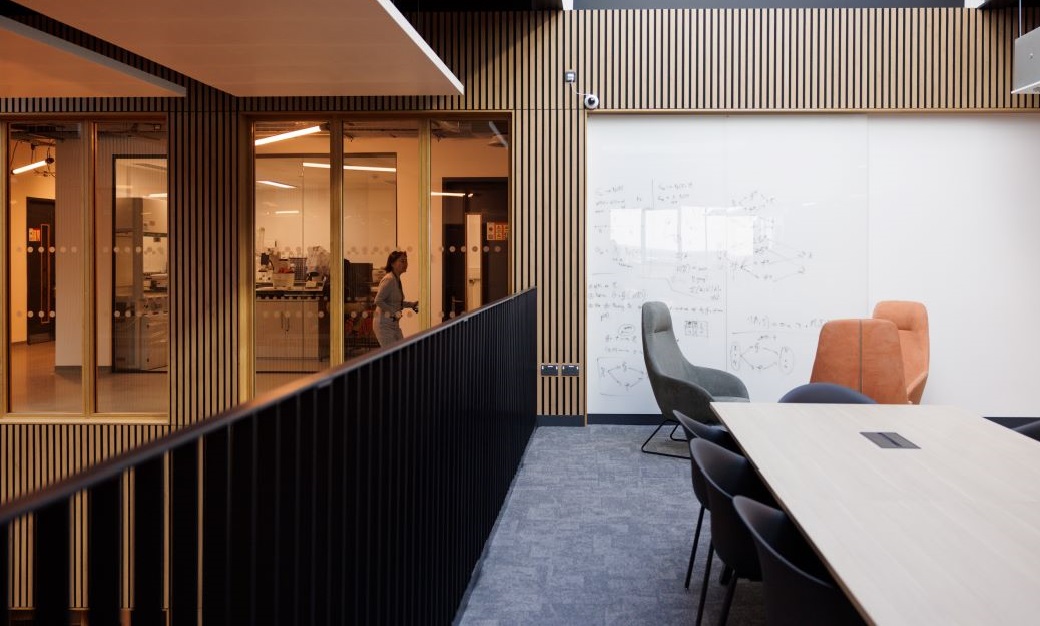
[641,301,750,458]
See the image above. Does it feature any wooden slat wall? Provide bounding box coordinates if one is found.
[1,9,1039,605]
[0,2,1035,476]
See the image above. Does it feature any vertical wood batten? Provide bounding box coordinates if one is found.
[0,8,1037,541]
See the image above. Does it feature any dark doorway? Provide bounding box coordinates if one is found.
[26,198,56,344]
[441,178,509,319]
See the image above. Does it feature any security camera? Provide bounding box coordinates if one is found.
[582,94,600,110]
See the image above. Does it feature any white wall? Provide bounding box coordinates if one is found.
[867,114,1040,417]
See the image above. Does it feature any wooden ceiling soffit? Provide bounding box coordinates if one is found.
[0,16,184,98]
[17,0,464,97]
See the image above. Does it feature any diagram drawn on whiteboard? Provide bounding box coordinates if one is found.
[597,357,646,395]
[729,334,795,374]
[725,192,815,283]
[684,319,709,338]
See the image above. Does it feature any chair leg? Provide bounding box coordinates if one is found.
[641,418,689,459]
[685,505,705,589]
[695,542,715,626]
[717,574,739,626]
[669,422,686,441]
[719,564,732,585]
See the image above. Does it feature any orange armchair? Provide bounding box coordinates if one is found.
[873,301,929,404]
[809,319,909,404]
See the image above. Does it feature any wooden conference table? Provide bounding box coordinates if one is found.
[709,402,1040,626]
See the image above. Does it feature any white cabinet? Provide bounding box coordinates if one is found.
[255,297,326,369]
[112,313,168,371]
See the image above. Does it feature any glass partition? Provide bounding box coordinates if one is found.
[97,138,169,414]
[254,121,331,394]
[341,120,415,358]
[431,118,510,325]
[7,121,83,413]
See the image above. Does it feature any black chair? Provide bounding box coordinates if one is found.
[675,409,740,454]
[674,409,744,593]
[1014,419,1040,442]
[733,496,866,626]
[673,410,718,591]
[778,382,877,404]
[642,301,749,458]
[689,439,775,626]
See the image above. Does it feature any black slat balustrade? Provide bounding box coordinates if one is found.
[0,289,537,624]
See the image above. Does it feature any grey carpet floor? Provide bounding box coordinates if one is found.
[456,425,766,626]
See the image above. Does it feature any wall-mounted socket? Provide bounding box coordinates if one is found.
[540,364,559,376]
[564,69,576,84]
[561,364,581,376]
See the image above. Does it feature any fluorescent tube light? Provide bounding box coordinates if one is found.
[12,160,48,175]
[431,191,466,197]
[275,210,301,215]
[257,180,296,189]
[255,125,322,146]
[147,192,168,199]
[302,162,397,172]
[344,165,396,172]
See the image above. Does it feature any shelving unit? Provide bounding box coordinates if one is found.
[112,197,169,371]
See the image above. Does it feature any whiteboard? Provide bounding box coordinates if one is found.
[587,113,1040,417]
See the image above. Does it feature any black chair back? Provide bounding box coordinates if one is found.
[1013,419,1040,442]
[689,439,767,581]
[778,382,877,404]
[675,409,740,453]
[733,496,866,626]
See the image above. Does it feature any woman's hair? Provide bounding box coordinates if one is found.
[385,250,407,273]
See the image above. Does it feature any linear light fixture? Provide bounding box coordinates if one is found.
[255,125,322,146]
[12,160,49,175]
[275,210,301,215]
[257,180,296,189]
[431,191,474,198]
[302,162,397,172]
[146,192,168,199]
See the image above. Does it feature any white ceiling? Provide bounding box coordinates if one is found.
[0,16,184,97]
[17,0,465,97]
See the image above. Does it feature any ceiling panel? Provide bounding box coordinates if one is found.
[18,0,464,97]
[0,16,184,97]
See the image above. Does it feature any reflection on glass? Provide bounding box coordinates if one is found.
[254,121,331,394]
[97,121,170,414]
[7,121,83,413]
[343,152,398,357]
[340,119,414,357]
[431,118,510,326]
[645,209,679,255]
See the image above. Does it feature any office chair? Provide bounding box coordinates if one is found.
[809,319,909,404]
[641,301,749,458]
[690,439,775,626]
[1013,419,1040,442]
[873,300,930,404]
[673,409,743,591]
[675,409,741,453]
[778,382,877,404]
[733,496,866,626]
